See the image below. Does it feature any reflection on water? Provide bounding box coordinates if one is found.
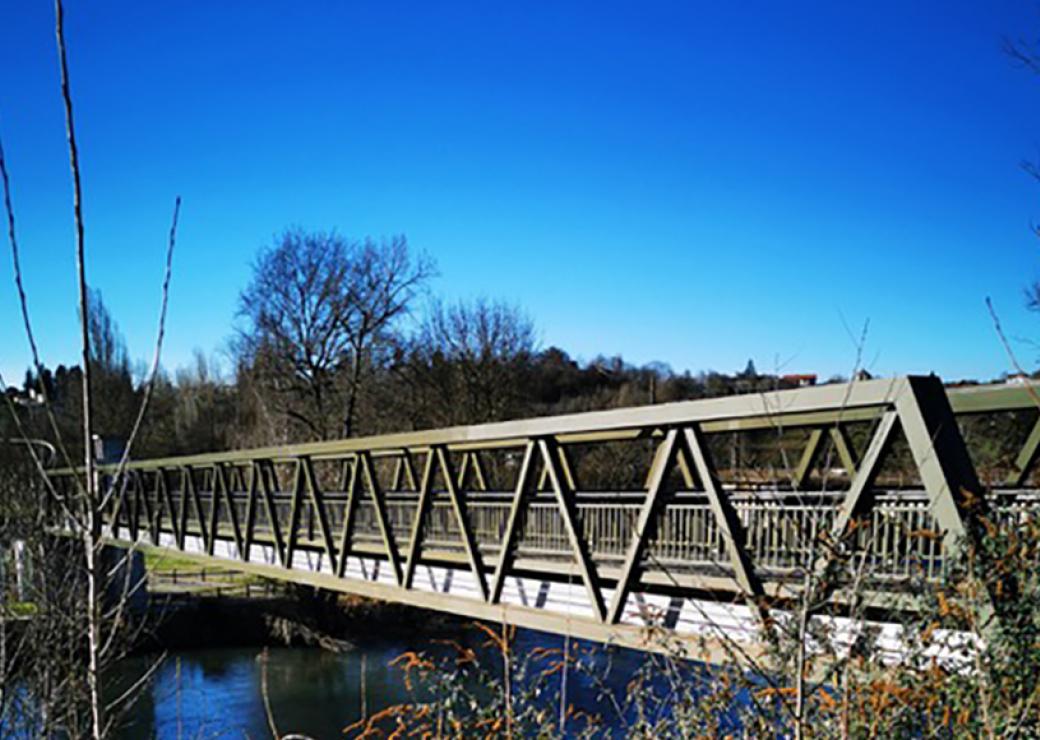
[119,644,419,738]
[115,630,654,739]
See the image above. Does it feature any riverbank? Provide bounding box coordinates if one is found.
[136,583,473,654]
[114,588,612,738]
[108,567,683,737]
[111,585,511,736]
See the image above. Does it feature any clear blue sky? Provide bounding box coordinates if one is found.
[1,1,1039,385]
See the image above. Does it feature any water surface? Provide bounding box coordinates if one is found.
[115,629,660,738]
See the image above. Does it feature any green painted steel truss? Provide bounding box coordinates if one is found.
[46,376,1040,647]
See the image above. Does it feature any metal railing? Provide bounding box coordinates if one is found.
[113,486,1037,583]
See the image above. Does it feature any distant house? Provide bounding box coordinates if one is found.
[781,374,817,388]
[7,387,43,407]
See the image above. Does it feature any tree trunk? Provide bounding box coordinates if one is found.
[343,336,365,438]
[58,0,103,728]
[84,514,103,740]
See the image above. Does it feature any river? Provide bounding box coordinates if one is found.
[113,628,669,738]
[118,644,403,738]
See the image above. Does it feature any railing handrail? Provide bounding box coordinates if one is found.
[53,375,929,475]
[947,380,1040,414]
[46,378,1040,477]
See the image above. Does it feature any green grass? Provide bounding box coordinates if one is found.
[142,549,206,574]
[142,549,270,590]
[6,601,38,617]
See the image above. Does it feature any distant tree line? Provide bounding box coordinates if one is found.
[2,228,1034,481]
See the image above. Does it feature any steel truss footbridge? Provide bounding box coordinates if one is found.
[47,375,1040,657]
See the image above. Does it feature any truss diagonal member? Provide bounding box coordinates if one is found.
[215,463,245,557]
[681,425,764,602]
[1006,414,1040,488]
[470,450,490,491]
[536,443,577,492]
[641,430,694,490]
[130,470,147,542]
[335,456,361,578]
[453,451,488,490]
[117,471,131,539]
[536,458,549,492]
[390,456,404,492]
[895,376,987,562]
[436,446,490,601]
[456,451,473,490]
[258,461,287,567]
[130,473,142,536]
[283,460,306,567]
[676,443,697,489]
[177,467,191,550]
[792,428,824,490]
[154,471,168,544]
[401,451,420,491]
[242,461,261,562]
[403,451,436,589]
[127,471,142,541]
[230,464,247,493]
[825,410,899,549]
[830,425,859,478]
[358,450,404,585]
[158,469,181,550]
[539,437,607,622]
[300,455,338,575]
[108,470,130,539]
[456,450,490,492]
[185,465,212,555]
[607,429,680,624]
[140,470,159,545]
[391,450,419,492]
[489,441,536,604]
[338,458,353,492]
[206,467,223,556]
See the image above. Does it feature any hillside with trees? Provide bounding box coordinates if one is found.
[4,227,1033,487]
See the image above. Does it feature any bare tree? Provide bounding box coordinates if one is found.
[56,0,109,728]
[342,236,434,437]
[169,350,235,454]
[236,229,356,440]
[0,1,179,735]
[394,298,538,427]
[236,229,433,441]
